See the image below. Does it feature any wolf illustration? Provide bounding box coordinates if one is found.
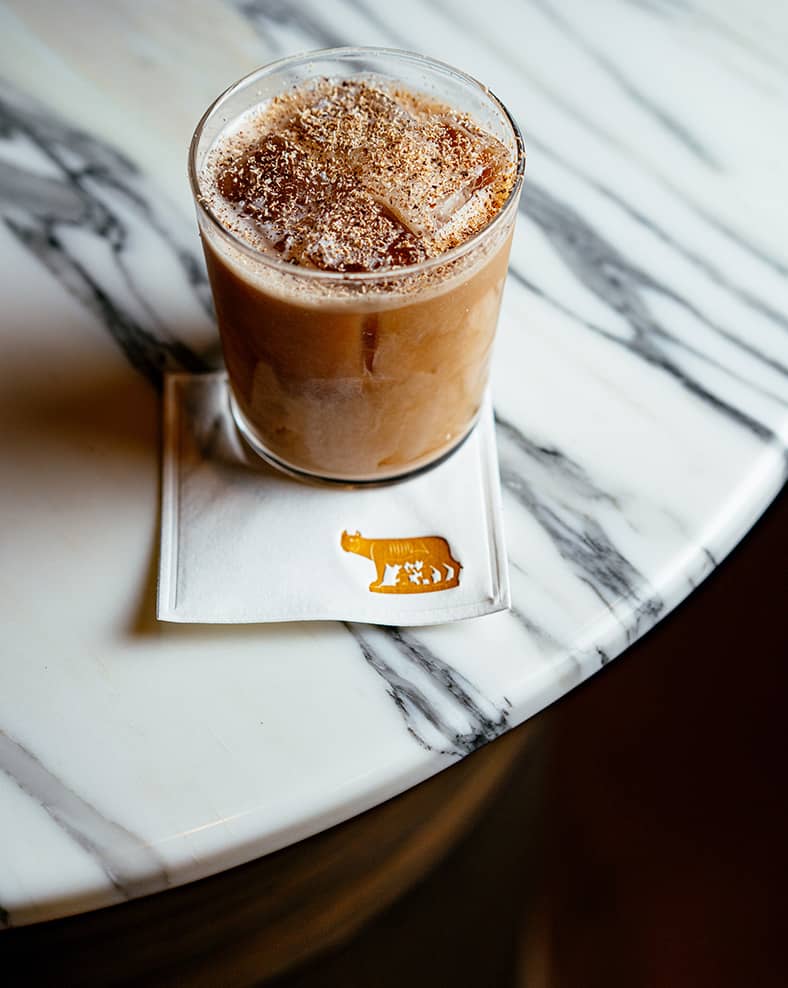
[340,530,462,593]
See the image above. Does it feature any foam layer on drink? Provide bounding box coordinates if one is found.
[203,79,516,273]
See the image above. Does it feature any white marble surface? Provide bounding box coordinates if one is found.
[1,0,786,927]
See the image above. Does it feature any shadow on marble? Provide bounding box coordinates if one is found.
[128,545,330,644]
[127,531,334,646]
[5,359,159,464]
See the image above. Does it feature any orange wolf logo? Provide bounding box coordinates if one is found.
[340,530,462,594]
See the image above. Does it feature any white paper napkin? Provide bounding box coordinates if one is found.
[157,373,510,626]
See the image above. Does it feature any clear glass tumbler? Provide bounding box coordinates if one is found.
[189,47,525,484]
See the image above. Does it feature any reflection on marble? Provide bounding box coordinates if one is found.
[0,0,786,927]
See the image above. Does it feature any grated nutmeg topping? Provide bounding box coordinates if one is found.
[203,78,516,273]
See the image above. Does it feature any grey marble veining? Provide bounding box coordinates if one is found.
[510,187,786,444]
[0,731,169,914]
[346,626,511,755]
[0,80,215,387]
[496,414,664,640]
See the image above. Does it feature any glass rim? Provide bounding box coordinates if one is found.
[188,45,526,284]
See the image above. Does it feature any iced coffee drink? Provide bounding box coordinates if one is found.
[190,49,524,482]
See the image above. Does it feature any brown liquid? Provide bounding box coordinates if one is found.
[199,79,519,481]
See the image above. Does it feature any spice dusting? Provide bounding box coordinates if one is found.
[204,79,516,273]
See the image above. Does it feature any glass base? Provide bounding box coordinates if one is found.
[228,392,479,488]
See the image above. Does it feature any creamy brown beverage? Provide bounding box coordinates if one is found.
[191,51,524,482]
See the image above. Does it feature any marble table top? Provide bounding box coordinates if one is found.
[1,0,786,928]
